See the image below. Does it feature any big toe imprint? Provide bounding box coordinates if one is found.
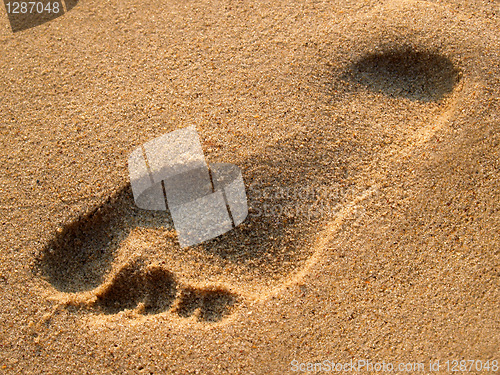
[36,1,475,323]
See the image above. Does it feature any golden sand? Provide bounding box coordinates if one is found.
[0,0,498,373]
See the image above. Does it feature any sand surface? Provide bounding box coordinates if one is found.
[0,0,498,373]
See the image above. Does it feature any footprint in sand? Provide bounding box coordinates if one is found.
[35,1,472,323]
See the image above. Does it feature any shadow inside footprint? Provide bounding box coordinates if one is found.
[36,185,240,320]
[36,185,173,293]
[344,48,461,102]
[94,262,177,315]
[173,287,238,322]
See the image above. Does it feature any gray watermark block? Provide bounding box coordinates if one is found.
[128,126,248,247]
